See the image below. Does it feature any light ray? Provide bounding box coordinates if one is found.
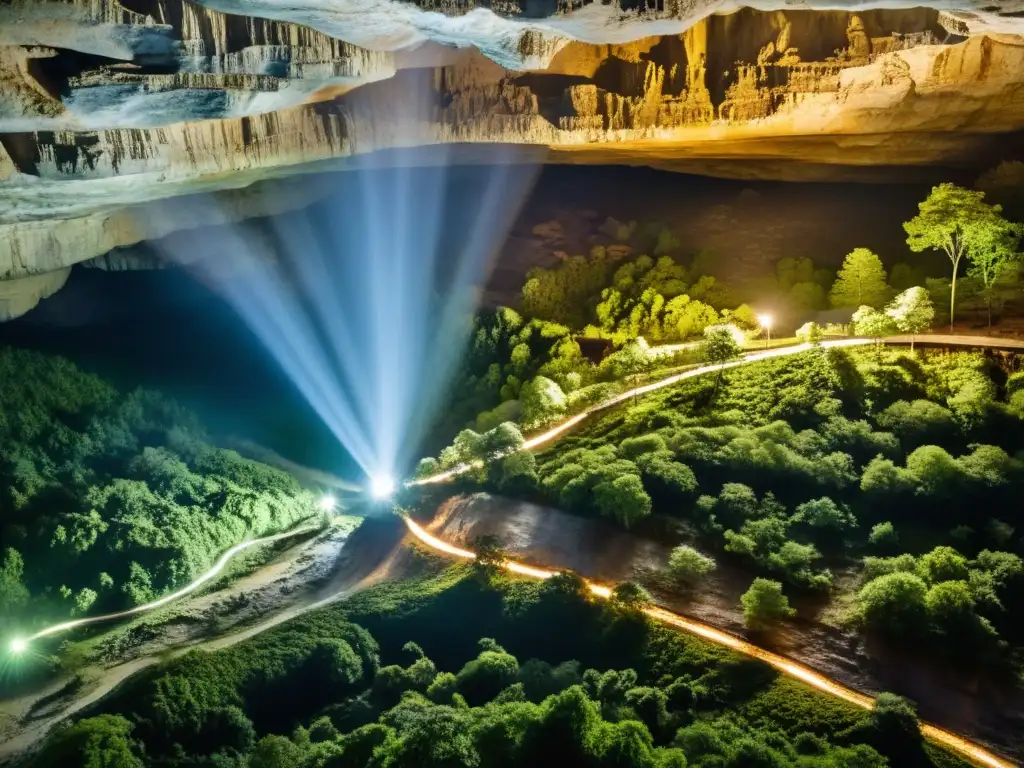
[156,142,539,488]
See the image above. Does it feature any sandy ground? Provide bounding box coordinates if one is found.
[427,493,1024,762]
[0,515,409,763]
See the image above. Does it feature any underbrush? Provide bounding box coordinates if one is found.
[32,567,971,768]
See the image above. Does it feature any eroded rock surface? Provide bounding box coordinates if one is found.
[0,1,1022,316]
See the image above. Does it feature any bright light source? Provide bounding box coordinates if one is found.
[369,473,396,500]
[9,638,27,654]
[317,494,336,512]
[757,313,774,329]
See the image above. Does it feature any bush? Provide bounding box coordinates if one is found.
[867,522,898,550]
[857,572,928,637]
[740,579,795,629]
[667,545,716,587]
[619,434,667,459]
[455,640,520,705]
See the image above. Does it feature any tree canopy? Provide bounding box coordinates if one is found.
[830,248,890,309]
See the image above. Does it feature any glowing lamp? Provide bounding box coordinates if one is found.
[317,494,337,512]
[9,637,28,654]
[757,313,774,329]
[369,473,396,500]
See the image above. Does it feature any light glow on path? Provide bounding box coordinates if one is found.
[401,515,1012,768]
[17,525,318,645]
[412,339,872,487]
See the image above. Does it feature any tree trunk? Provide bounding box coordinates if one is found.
[910,335,915,352]
[987,293,993,330]
[949,269,957,332]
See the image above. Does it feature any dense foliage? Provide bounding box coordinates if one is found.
[0,348,316,637]
[33,563,968,768]
[440,346,1024,665]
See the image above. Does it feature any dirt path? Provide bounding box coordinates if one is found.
[427,493,1024,763]
[0,516,407,763]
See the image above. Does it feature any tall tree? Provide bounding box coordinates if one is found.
[903,183,1002,329]
[885,287,934,350]
[829,248,890,308]
[701,325,742,403]
[965,219,1021,329]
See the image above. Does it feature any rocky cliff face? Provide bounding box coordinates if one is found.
[0,0,396,131]
[0,0,1022,317]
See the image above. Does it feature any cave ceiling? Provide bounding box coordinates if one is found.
[0,0,1023,318]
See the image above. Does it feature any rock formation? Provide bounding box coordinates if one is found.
[0,0,1022,316]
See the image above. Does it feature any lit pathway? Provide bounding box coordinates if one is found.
[402,516,1013,768]
[412,338,872,486]
[888,334,1024,350]
[11,524,319,648]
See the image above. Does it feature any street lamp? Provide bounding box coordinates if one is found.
[9,637,27,654]
[757,313,773,349]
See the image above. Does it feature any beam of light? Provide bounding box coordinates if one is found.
[318,494,338,512]
[8,638,27,655]
[410,339,873,487]
[757,313,774,329]
[369,473,396,500]
[15,525,317,647]
[400,514,1012,768]
[152,73,541,486]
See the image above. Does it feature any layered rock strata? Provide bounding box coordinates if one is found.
[0,3,1023,317]
[0,0,396,130]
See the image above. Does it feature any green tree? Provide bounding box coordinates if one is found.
[480,422,525,461]
[868,693,923,765]
[610,581,652,610]
[520,376,567,429]
[903,183,1003,328]
[830,248,890,308]
[965,217,1021,328]
[884,287,934,350]
[606,339,653,404]
[249,734,305,768]
[795,321,823,345]
[740,578,795,629]
[30,715,143,768]
[916,546,969,584]
[857,572,927,637]
[701,324,742,402]
[667,545,716,587]
[593,474,652,528]
[850,306,894,358]
[75,587,98,615]
[0,548,29,616]
[455,639,519,705]
[792,497,857,539]
[868,522,898,551]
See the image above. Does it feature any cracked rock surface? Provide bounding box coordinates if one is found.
[0,0,1022,316]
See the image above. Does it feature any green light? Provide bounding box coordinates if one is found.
[9,637,28,654]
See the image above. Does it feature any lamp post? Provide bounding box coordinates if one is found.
[757,313,773,349]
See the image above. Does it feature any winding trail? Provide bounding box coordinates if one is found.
[406,334,1024,767]
[0,518,404,761]
[13,524,321,647]
[4,333,1019,762]
[412,338,872,486]
[401,515,1013,768]
[412,333,1024,486]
